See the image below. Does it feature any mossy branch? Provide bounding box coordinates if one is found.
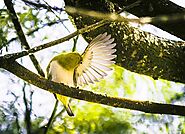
[64,1,185,83]
[0,57,185,116]
[66,6,185,24]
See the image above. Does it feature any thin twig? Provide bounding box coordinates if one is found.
[4,20,107,60]
[7,19,67,45]
[118,0,142,13]
[22,83,32,134]
[43,99,59,134]
[43,0,71,33]
[52,108,65,123]
[14,112,21,134]
[4,0,45,77]
[72,35,79,52]
[21,0,64,11]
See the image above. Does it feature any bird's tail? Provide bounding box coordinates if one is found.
[56,94,74,116]
[64,104,74,116]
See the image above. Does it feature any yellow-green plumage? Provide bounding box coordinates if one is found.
[51,52,82,70]
[47,33,117,116]
[47,53,81,116]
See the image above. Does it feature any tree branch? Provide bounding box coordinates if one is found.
[66,6,185,24]
[110,0,185,40]
[4,0,45,77]
[0,57,185,116]
[3,20,107,60]
[63,0,185,83]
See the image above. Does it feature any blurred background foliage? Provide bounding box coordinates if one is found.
[0,0,185,134]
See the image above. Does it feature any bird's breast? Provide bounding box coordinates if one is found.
[48,61,75,87]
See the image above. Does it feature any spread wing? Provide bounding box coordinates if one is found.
[75,33,117,86]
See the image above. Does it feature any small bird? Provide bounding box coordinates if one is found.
[47,33,116,116]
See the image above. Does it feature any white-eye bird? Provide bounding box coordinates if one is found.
[47,33,117,116]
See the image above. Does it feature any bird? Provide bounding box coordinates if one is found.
[46,32,117,116]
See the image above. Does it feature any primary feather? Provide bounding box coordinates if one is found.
[75,32,117,86]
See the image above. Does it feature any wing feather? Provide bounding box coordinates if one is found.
[75,33,116,86]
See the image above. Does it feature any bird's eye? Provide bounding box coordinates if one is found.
[80,61,82,64]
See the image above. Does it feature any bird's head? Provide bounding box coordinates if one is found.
[51,52,82,70]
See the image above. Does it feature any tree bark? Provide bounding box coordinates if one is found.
[64,0,185,83]
[110,0,185,40]
[0,57,185,116]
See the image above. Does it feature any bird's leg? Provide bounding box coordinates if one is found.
[73,69,78,88]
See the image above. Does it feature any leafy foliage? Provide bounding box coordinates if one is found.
[51,104,133,134]
[0,10,9,50]
[0,28,8,50]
